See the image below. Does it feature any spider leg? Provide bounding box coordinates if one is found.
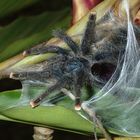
[94,51,119,62]
[80,12,96,55]
[72,68,85,110]
[10,71,51,82]
[61,86,82,111]
[87,72,105,86]
[74,85,82,110]
[61,88,76,101]
[53,29,79,54]
[30,75,69,108]
[23,45,69,56]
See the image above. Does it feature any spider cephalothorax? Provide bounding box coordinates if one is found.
[9,12,140,110]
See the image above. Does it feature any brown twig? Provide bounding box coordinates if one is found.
[33,126,54,140]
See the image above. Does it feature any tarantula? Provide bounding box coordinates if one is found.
[9,12,140,110]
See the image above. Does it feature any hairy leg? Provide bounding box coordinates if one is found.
[72,68,85,110]
[53,29,79,55]
[24,45,69,56]
[87,72,105,86]
[61,88,75,101]
[10,71,51,82]
[80,12,96,55]
[30,75,70,108]
[74,85,81,110]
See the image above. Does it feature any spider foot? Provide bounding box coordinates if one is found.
[30,100,40,108]
[30,93,47,108]
[10,72,20,79]
[75,97,81,111]
[23,50,31,56]
[9,72,26,80]
[29,92,47,108]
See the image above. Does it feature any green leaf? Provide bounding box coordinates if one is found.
[0,8,70,62]
[0,89,99,135]
[1,87,140,137]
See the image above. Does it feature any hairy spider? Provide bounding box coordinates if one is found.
[9,12,140,110]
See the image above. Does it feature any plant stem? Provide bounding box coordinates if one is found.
[33,126,54,140]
